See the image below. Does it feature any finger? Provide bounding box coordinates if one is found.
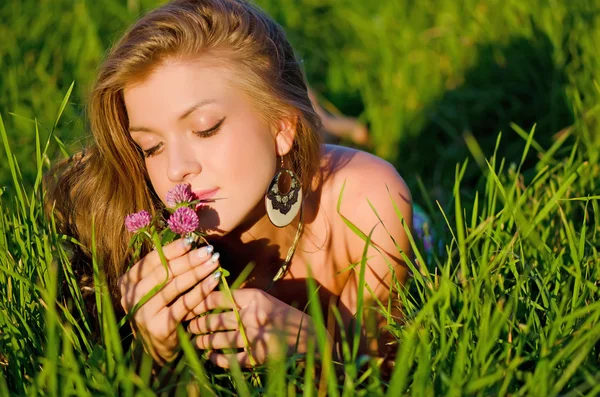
[127,268,220,348]
[183,291,226,321]
[188,311,239,334]
[146,254,221,312]
[184,289,249,321]
[121,250,220,314]
[146,245,215,286]
[121,246,216,310]
[121,235,200,286]
[167,267,223,323]
[207,351,257,369]
[136,246,219,302]
[195,331,245,350]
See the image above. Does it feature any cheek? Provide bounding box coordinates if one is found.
[145,159,169,202]
[212,128,276,218]
[223,130,275,184]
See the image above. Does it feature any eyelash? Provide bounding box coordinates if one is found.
[143,117,226,158]
[193,117,225,138]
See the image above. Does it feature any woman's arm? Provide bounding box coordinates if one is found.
[335,155,413,371]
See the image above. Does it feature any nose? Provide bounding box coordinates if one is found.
[166,138,202,182]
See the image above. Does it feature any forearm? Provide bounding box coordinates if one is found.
[333,307,399,373]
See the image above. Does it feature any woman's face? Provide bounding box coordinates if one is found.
[124,59,281,234]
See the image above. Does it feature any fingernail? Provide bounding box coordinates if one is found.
[183,234,199,247]
[196,245,214,259]
[209,252,220,264]
[212,270,222,280]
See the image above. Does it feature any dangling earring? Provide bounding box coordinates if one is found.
[265,156,303,228]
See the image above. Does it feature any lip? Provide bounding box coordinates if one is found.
[193,188,220,202]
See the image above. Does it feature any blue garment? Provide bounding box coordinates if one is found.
[413,203,435,258]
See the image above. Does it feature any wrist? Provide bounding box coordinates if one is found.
[301,314,339,361]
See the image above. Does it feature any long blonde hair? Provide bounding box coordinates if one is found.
[46,0,322,310]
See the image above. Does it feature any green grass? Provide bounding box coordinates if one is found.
[1,0,600,395]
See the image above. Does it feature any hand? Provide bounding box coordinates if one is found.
[186,289,317,368]
[118,237,222,365]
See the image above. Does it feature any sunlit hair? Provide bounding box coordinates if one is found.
[45,0,322,310]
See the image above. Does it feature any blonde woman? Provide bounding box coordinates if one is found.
[48,0,412,373]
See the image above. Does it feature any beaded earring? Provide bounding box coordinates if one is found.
[265,156,302,227]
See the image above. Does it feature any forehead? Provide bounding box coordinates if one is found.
[123,59,239,119]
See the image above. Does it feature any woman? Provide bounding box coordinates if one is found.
[48,0,412,372]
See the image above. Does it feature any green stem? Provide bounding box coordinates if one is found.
[219,272,262,387]
[219,275,255,364]
[118,226,169,328]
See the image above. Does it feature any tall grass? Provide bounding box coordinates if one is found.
[2,90,599,394]
[1,0,600,395]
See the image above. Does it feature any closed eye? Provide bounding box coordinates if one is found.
[193,117,226,138]
[141,117,225,158]
[143,142,163,158]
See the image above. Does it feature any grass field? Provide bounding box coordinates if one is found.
[1,0,599,395]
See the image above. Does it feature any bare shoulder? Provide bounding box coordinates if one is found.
[319,144,413,264]
[320,144,411,211]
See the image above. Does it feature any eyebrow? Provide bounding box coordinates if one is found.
[128,99,218,133]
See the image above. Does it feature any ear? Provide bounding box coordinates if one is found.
[274,115,298,156]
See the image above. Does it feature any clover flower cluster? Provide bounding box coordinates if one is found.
[124,210,152,233]
[166,183,197,208]
[124,183,199,235]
